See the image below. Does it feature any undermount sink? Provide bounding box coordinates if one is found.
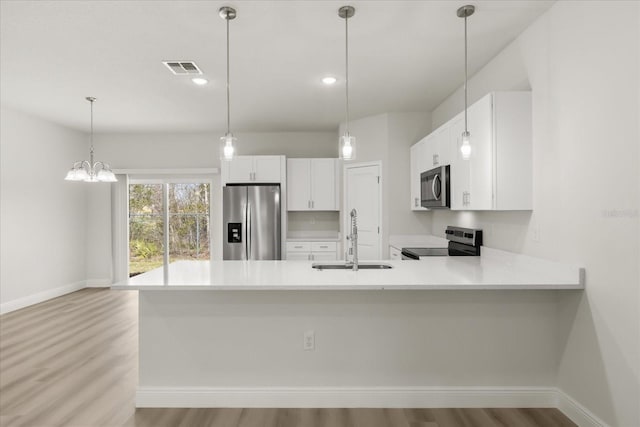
[312,263,393,270]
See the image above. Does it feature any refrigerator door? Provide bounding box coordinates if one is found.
[248,185,281,260]
[223,186,248,260]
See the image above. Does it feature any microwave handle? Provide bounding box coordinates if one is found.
[432,174,441,201]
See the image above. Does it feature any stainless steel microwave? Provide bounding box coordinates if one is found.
[420,165,450,209]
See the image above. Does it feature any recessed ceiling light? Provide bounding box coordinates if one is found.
[191,77,208,86]
[322,76,337,85]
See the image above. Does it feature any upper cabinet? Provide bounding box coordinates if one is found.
[410,125,454,211]
[450,92,532,211]
[287,158,339,211]
[410,91,532,211]
[410,139,428,211]
[223,155,284,184]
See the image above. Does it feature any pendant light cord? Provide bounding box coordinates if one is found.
[226,15,231,136]
[345,12,349,135]
[89,98,94,165]
[464,14,468,134]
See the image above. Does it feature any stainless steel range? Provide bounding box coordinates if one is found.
[401,226,483,259]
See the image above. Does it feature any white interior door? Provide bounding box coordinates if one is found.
[344,163,381,260]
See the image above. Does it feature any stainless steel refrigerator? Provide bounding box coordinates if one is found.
[223,185,281,260]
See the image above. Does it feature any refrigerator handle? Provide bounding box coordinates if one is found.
[247,202,252,260]
[243,203,248,260]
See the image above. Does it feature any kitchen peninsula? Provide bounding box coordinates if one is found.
[114,250,583,408]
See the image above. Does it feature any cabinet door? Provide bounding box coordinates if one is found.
[286,252,311,260]
[467,94,494,210]
[434,125,452,167]
[227,156,254,183]
[410,140,428,211]
[450,115,470,210]
[287,159,311,210]
[254,156,282,182]
[311,252,337,261]
[310,159,337,210]
[423,133,438,169]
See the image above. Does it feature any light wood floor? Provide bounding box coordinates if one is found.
[0,289,577,427]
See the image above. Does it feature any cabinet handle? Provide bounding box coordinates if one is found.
[319,245,328,249]
[433,154,439,166]
[294,245,303,249]
[311,200,314,209]
[308,200,311,209]
[414,197,419,207]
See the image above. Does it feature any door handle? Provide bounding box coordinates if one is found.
[247,202,252,259]
[243,203,248,260]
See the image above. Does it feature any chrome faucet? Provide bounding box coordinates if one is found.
[347,209,358,271]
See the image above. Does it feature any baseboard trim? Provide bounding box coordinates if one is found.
[136,386,558,408]
[557,389,609,427]
[85,278,112,287]
[0,281,86,315]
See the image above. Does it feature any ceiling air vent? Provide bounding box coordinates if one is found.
[162,61,203,75]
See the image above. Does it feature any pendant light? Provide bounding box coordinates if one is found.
[64,97,117,182]
[338,5,356,161]
[458,5,474,160]
[220,6,237,161]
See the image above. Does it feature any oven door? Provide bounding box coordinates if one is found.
[420,165,450,208]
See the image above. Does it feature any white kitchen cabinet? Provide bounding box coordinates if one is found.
[409,140,428,211]
[409,126,452,211]
[287,158,339,211]
[450,92,532,211]
[224,156,283,183]
[389,245,402,260]
[432,125,452,168]
[286,240,338,260]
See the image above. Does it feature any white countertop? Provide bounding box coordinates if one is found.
[112,248,584,291]
[388,234,449,250]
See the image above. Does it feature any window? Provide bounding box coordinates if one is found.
[128,180,211,277]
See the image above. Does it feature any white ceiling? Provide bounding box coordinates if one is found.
[0,1,553,133]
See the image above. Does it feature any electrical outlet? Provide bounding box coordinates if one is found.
[532,224,541,242]
[303,330,315,351]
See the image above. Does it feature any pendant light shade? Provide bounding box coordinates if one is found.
[220,6,237,161]
[339,5,356,161]
[458,5,474,161]
[64,97,117,183]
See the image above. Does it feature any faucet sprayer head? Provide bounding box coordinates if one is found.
[350,209,357,218]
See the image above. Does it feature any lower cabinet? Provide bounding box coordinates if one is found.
[286,241,338,261]
[389,246,402,260]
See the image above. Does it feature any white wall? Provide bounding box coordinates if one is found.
[0,107,88,312]
[429,2,639,425]
[85,131,338,281]
[339,112,432,258]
